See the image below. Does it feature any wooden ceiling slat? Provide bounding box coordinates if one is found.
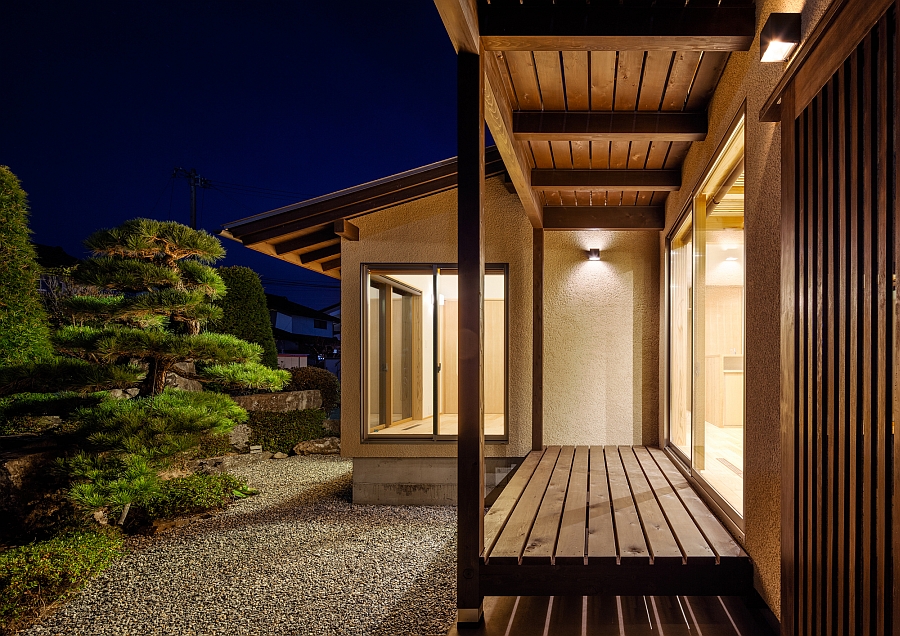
[621,191,638,206]
[662,51,703,111]
[560,191,578,206]
[646,141,671,169]
[665,141,692,168]
[562,51,589,110]
[575,190,592,206]
[628,141,651,169]
[636,191,654,205]
[592,191,608,206]
[299,243,341,264]
[685,51,730,111]
[590,51,617,110]
[571,141,591,169]
[591,141,610,169]
[494,52,520,111]
[530,141,554,168]
[550,142,573,169]
[615,50,644,110]
[610,141,630,169]
[505,51,542,109]
[638,51,674,111]
[608,191,624,206]
[545,191,563,206]
[533,51,566,110]
[651,192,670,206]
[320,257,341,272]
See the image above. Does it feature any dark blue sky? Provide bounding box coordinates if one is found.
[2,1,461,309]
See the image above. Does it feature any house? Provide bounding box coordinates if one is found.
[221,0,898,632]
[265,294,341,374]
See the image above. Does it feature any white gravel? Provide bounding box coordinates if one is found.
[22,456,457,636]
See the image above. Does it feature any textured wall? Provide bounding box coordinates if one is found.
[544,231,660,446]
[341,177,534,459]
[660,0,836,618]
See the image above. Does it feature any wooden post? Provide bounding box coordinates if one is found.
[457,48,485,625]
[533,228,544,451]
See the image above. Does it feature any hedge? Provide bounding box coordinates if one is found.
[248,409,328,454]
[211,266,278,369]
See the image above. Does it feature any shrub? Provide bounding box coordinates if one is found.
[211,266,278,369]
[0,166,53,366]
[249,409,328,454]
[140,473,253,520]
[0,392,111,436]
[0,530,125,632]
[194,432,233,459]
[286,366,340,412]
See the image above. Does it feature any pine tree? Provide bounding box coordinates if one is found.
[49,218,288,395]
[0,166,52,365]
[211,266,279,369]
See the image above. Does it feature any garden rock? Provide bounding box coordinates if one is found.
[231,389,321,412]
[107,388,139,400]
[228,423,251,452]
[191,452,273,475]
[273,452,288,459]
[292,437,340,456]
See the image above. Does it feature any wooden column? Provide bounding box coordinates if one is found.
[532,228,544,451]
[456,48,485,625]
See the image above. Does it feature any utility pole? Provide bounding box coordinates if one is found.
[172,167,211,229]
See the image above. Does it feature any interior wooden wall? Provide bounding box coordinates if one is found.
[441,300,505,415]
[782,9,896,634]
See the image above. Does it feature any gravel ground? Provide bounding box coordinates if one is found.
[22,456,457,636]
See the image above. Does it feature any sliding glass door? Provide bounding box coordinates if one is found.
[363,264,507,441]
[667,116,745,520]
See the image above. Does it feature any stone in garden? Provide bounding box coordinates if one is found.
[231,390,322,412]
[292,437,341,456]
[273,452,288,459]
[228,424,251,452]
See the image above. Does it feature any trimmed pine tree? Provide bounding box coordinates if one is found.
[0,166,52,366]
[211,266,279,369]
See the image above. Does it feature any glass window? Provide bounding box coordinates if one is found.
[363,265,508,441]
[667,116,745,518]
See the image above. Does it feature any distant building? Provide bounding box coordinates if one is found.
[265,294,340,375]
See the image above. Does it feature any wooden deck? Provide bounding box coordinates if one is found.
[480,446,752,597]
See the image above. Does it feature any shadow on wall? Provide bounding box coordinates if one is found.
[544,231,660,447]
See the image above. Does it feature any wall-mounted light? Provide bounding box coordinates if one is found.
[761,13,801,62]
[587,248,601,261]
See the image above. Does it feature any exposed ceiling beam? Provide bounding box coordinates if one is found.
[299,243,341,264]
[334,219,359,241]
[479,4,756,51]
[531,169,682,191]
[513,111,707,142]
[272,229,336,255]
[320,257,342,272]
[543,206,665,230]
[435,0,543,228]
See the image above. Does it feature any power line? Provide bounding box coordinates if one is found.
[206,178,316,198]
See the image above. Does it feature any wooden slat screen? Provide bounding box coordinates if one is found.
[782,8,897,635]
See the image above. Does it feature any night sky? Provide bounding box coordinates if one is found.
[2,1,463,309]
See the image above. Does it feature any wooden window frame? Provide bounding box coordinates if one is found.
[359,262,510,444]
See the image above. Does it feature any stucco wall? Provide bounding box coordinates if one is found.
[660,0,835,618]
[340,177,534,459]
[545,231,660,446]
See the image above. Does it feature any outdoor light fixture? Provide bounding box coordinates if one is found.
[760,13,801,62]
[587,248,601,261]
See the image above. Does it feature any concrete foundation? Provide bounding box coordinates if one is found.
[352,456,521,506]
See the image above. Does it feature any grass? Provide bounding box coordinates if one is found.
[0,529,125,635]
[140,473,255,520]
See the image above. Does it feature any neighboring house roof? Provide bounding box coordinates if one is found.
[219,146,506,280]
[34,244,80,269]
[266,294,340,323]
[319,301,341,316]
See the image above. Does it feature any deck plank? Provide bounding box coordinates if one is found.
[633,446,716,563]
[587,446,617,563]
[647,447,746,560]
[604,446,650,563]
[522,446,575,564]
[618,446,683,564]
[555,446,589,564]
[488,446,561,564]
[484,449,546,556]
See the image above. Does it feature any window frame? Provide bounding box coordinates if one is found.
[359,262,510,444]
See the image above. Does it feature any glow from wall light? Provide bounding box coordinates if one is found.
[721,244,738,251]
[762,40,797,62]
[726,256,738,261]
[587,248,601,261]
